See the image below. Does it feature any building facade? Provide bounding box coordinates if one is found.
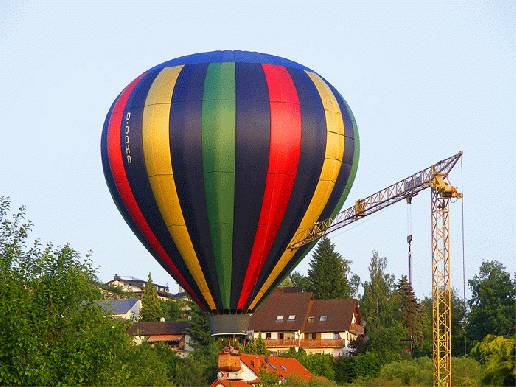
[248,288,364,356]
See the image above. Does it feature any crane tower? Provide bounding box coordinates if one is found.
[289,152,463,387]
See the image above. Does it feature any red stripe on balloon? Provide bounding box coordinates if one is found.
[106,73,206,310]
[238,64,302,309]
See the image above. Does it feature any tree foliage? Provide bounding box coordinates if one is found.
[243,335,269,355]
[139,272,164,322]
[467,261,516,344]
[278,347,335,381]
[359,251,400,330]
[307,236,359,299]
[471,335,515,386]
[0,198,135,385]
[185,299,215,348]
[280,271,311,290]
[397,276,424,350]
[420,287,467,356]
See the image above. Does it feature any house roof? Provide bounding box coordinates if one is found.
[248,288,313,332]
[211,353,316,387]
[303,299,360,333]
[239,353,313,381]
[97,298,140,315]
[126,321,190,336]
[248,288,361,333]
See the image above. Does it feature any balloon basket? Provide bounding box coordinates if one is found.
[208,314,252,336]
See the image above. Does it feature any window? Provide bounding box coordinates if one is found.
[279,332,284,339]
[333,332,340,340]
[276,315,284,321]
[265,332,271,339]
[280,364,287,370]
[269,364,277,370]
[307,316,315,322]
[307,333,316,340]
[288,315,296,320]
[319,316,327,322]
[284,332,295,339]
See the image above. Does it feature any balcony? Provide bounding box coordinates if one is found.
[350,323,364,335]
[263,338,347,349]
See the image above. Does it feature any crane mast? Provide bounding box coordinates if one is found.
[289,152,463,387]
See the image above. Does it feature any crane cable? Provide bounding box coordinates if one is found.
[461,155,467,358]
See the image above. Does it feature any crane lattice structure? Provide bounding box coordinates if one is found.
[289,152,463,387]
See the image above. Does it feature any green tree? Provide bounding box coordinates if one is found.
[420,287,467,356]
[471,335,515,386]
[466,261,516,345]
[243,335,270,355]
[359,251,401,330]
[359,251,407,360]
[0,198,136,385]
[185,300,215,348]
[160,297,182,321]
[139,273,164,322]
[280,271,311,290]
[278,347,335,381]
[397,276,424,350]
[307,237,359,299]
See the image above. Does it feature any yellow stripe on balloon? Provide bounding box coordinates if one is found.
[142,66,216,310]
[249,71,345,310]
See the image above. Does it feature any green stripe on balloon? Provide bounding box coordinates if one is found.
[202,62,236,309]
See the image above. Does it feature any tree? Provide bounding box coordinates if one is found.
[471,335,515,386]
[139,273,163,322]
[280,271,311,290]
[160,297,182,321]
[243,335,269,355]
[307,237,359,299]
[358,251,407,360]
[466,261,515,345]
[359,251,400,330]
[0,198,135,385]
[185,300,215,348]
[420,287,467,356]
[397,276,424,350]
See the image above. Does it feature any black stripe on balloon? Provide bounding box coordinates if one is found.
[169,63,223,310]
[121,70,208,310]
[243,67,327,311]
[230,62,271,309]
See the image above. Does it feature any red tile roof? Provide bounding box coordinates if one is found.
[211,352,318,387]
[239,353,313,382]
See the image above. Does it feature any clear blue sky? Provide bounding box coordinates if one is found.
[1,1,514,300]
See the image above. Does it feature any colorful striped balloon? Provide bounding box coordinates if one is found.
[101,50,359,314]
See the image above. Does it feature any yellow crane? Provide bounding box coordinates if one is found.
[289,151,463,387]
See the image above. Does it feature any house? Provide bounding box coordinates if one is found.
[105,274,172,299]
[211,351,322,386]
[248,287,364,357]
[96,298,142,321]
[126,321,193,355]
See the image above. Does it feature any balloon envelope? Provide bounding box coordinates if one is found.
[101,50,359,314]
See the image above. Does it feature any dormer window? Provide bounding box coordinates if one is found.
[319,315,328,322]
[288,315,296,320]
[276,315,284,321]
[307,316,315,322]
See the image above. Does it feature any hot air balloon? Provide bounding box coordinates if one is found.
[101,50,359,334]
